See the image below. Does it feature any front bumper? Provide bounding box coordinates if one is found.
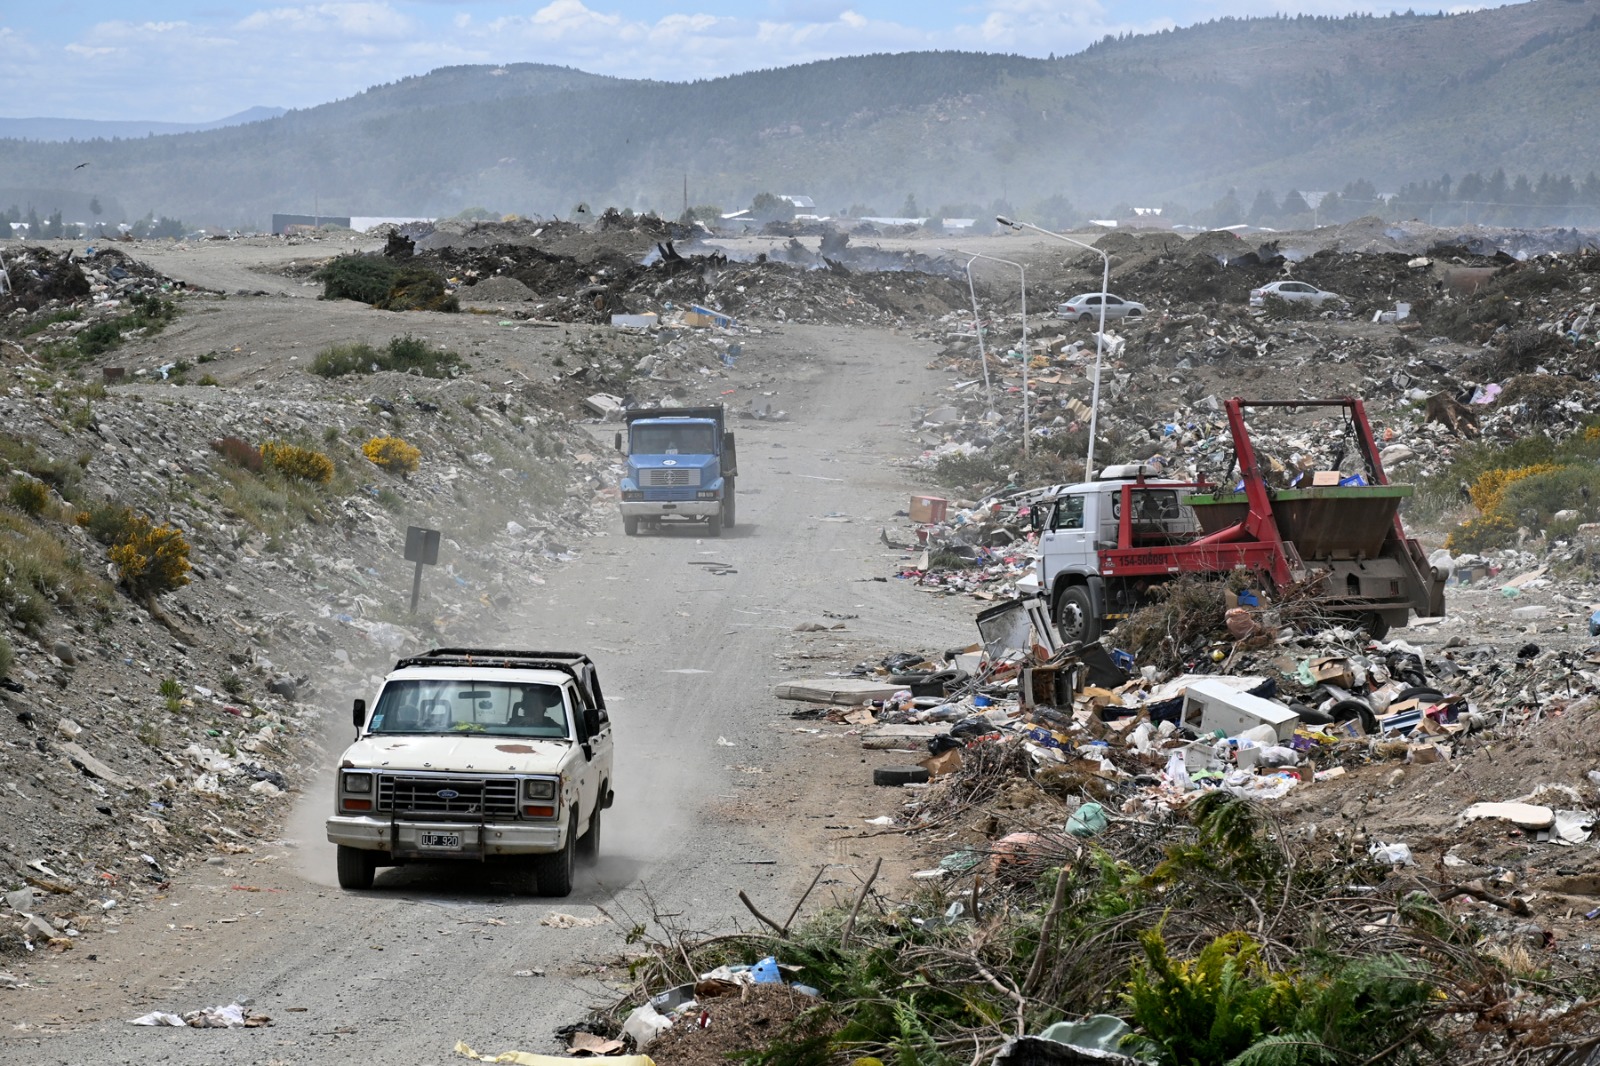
[326,815,564,859]
[620,499,719,518]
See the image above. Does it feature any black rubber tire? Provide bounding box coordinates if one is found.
[1078,312,1092,323]
[873,766,931,786]
[534,817,577,897]
[1392,686,1445,705]
[1054,586,1101,646]
[723,479,735,529]
[706,513,722,537]
[1328,698,1379,735]
[335,845,376,890]
[623,516,639,536]
[577,801,602,863]
[1360,612,1391,640]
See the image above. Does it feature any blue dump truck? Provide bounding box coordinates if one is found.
[615,406,738,537]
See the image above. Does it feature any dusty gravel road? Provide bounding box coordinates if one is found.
[0,244,979,1063]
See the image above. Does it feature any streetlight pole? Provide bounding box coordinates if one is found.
[996,217,1109,481]
[962,251,1029,455]
[961,256,996,416]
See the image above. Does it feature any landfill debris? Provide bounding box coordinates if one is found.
[455,1041,653,1065]
[128,1003,272,1028]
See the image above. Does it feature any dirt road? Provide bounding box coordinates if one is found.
[0,267,979,1061]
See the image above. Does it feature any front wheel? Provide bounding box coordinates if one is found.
[534,817,576,897]
[336,845,376,890]
[1054,586,1101,646]
[1078,312,1093,323]
[578,803,602,863]
[706,513,722,537]
[623,516,639,536]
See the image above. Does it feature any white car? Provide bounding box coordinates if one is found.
[1249,280,1344,307]
[1055,293,1147,322]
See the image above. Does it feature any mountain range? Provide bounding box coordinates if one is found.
[1,0,1597,231]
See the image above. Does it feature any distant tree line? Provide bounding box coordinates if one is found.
[0,204,186,240]
[1161,169,1600,230]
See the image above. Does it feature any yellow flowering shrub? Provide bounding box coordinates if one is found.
[261,440,335,484]
[362,435,421,475]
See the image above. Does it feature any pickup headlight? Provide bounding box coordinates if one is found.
[522,779,556,801]
[341,771,373,794]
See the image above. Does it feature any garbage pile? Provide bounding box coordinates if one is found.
[388,219,975,326]
[0,245,193,316]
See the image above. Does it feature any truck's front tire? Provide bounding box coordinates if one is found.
[578,803,602,863]
[1055,586,1101,646]
[623,516,639,536]
[706,513,722,537]
[723,480,736,528]
[534,817,577,897]
[336,845,376,890]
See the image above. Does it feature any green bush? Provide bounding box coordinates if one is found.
[309,335,462,379]
[0,633,13,679]
[77,501,138,546]
[311,342,382,378]
[377,266,459,312]
[316,254,399,304]
[7,477,50,516]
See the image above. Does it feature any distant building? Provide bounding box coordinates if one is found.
[270,212,432,235]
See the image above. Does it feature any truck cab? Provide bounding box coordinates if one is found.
[326,648,614,897]
[616,405,738,537]
[1031,465,1203,645]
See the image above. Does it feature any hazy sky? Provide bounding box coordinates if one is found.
[3,1,1511,123]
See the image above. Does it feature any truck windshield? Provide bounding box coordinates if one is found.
[368,680,570,739]
[631,424,715,455]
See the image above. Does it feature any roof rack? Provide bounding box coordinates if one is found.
[391,648,605,710]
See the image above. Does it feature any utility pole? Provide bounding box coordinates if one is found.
[683,174,688,218]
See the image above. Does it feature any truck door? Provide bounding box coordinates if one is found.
[1038,494,1092,586]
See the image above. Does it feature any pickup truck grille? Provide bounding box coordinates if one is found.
[641,468,699,488]
[377,774,520,818]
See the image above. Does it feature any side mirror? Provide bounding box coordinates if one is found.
[351,698,366,731]
[584,708,601,736]
[614,432,623,451]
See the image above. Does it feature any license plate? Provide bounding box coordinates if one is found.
[419,832,462,849]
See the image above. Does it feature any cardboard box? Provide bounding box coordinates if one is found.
[910,495,948,524]
[1311,470,1342,486]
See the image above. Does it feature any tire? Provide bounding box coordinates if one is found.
[623,516,639,536]
[723,480,736,529]
[1127,309,1143,318]
[534,816,576,897]
[1054,586,1101,646]
[1360,612,1390,640]
[873,766,930,786]
[1329,698,1379,735]
[336,845,376,891]
[577,801,602,863]
[1078,312,1092,323]
[706,513,722,537]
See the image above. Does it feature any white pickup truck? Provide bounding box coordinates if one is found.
[325,648,614,896]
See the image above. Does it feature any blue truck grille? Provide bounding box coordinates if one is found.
[641,468,700,488]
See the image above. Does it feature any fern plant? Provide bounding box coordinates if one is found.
[1122,930,1302,1065]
